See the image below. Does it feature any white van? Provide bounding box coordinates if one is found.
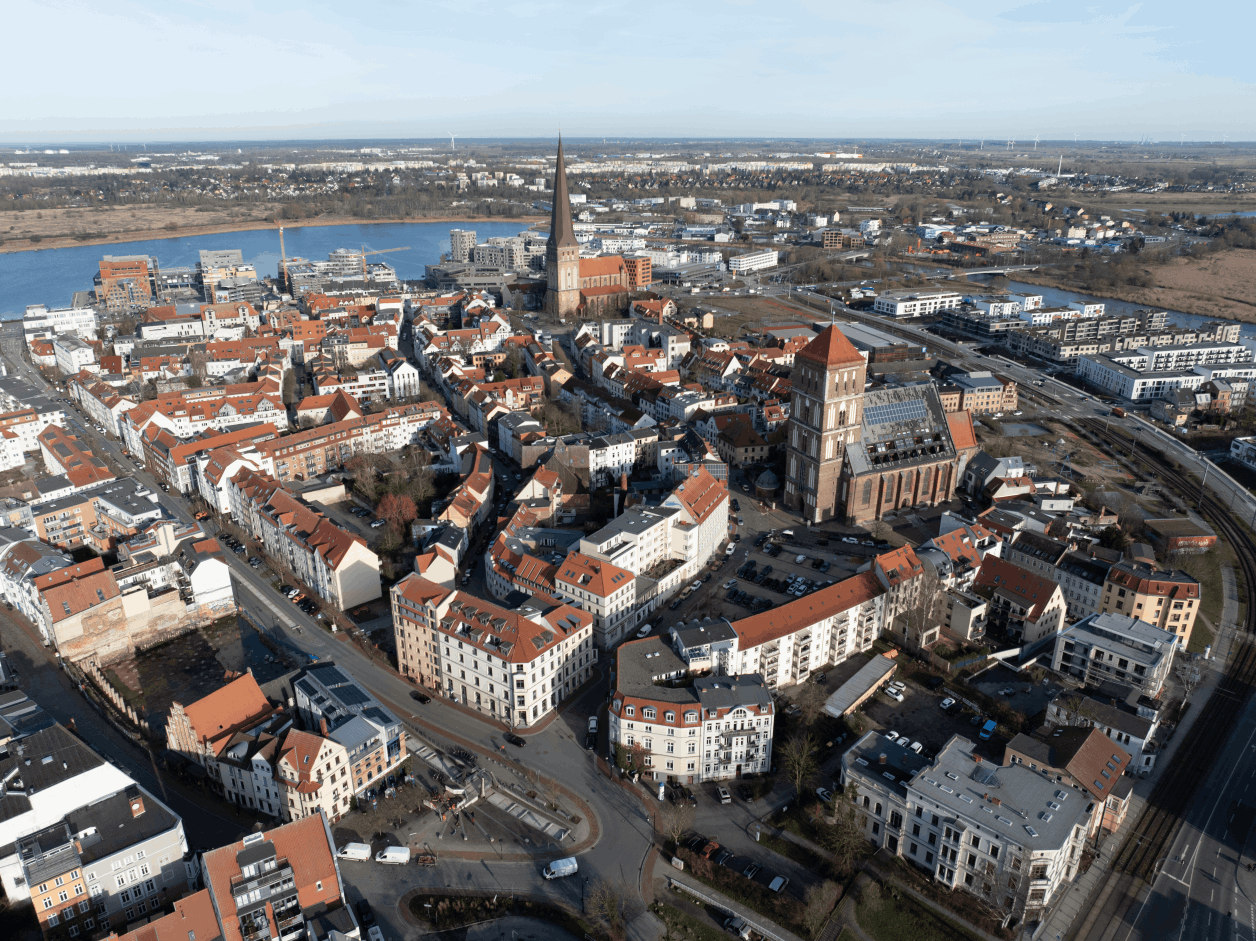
[335,843,371,862]
[374,846,410,865]
[543,857,578,880]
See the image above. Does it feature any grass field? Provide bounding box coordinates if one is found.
[856,893,986,941]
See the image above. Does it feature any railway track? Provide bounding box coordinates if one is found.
[1078,418,1256,883]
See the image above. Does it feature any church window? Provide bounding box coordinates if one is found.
[839,408,846,426]
[809,466,817,488]
[825,438,833,459]
[862,479,873,505]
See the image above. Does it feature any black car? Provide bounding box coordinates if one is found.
[737,783,754,802]
[504,732,526,747]
[725,587,738,601]
[924,675,946,690]
[753,571,767,585]
[731,499,740,511]
[684,834,709,853]
[811,558,824,569]
[753,534,768,547]
[584,732,596,749]
[733,533,741,542]
[410,690,431,704]
[355,900,374,927]
[669,599,683,610]
[761,564,773,577]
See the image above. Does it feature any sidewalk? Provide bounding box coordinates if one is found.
[1032,559,1243,941]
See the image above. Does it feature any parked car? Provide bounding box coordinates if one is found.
[410,691,431,704]
[717,786,732,804]
[355,900,375,927]
[504,732,526,747]
[939,697,957,711]
[769,876,789,894]
[737,783,754,802]
[742,863,761,880]
[815,787,834,803]
[886,688,904,703]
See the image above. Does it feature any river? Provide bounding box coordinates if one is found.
[971,276,1256,343]
[0,220,539,317]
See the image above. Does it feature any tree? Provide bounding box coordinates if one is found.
[282,369,297,404]
[409,467,435,506]
[346,455,378,499]
[1096,525,1129,551]
[657,802,695,847]
[503,345,523,379]
[377,493,417,534]
[779,732,817,796]
[796,683,827,726]
[803,881,842,937]
[817,782,866,877]
[188,349,211,380]
[586,880,626,941]
[900,570,946,650]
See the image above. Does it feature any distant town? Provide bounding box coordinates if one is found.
[1,136,1256,941]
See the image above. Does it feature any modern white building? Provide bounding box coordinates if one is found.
[727,249,779,274]
[22,305,100,345]
[53,335,98,376]
[1051,612,1177,697]
[873,289,962,318]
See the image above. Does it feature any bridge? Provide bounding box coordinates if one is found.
[945,264,1042,278]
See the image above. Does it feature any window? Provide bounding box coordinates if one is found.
[48,914,59,926]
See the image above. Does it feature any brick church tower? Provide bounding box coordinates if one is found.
[783,325,867,522]
[545,137,581,317]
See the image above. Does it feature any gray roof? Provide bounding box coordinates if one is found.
[1059,612,1177,667]
[0,725,109,825]
[671,619,738,650]
[823,656,899,717]
[67,784,180,865]
[846,385,956,477]
[1009,531,1069,565]
[615,637,696,705]
[1057,551,1112,587]
[842,730,931,799]
[693,675,772,712]
[0,690,56,741]
[908,735,1092,849]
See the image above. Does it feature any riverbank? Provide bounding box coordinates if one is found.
[0,207,546,255]
[1009,248,1256,323]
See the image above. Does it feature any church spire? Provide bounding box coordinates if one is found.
[549,135,578,249]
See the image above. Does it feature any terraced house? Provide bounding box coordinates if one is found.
[227,468,381,608]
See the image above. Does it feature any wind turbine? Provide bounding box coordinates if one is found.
[1006,138,1014,151]
[447,133,456,151]
[1033,135,1040,151]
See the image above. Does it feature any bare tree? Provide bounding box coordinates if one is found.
[900,570,946,650]
[817,782,866,877]
[796,683,827,726]
[657,802,695,848]
[586,880,626,941]
[779,732,817,796]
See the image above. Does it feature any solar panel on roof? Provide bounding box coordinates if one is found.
[864,399,928,426]
[335,685,370,706]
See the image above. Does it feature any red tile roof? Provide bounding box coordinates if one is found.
[733,571,883,648]
[945,408,978,451]
[178,672,273,757]
[796,325,864,367]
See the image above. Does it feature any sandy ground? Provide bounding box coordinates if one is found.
[0,205,544,253]
[1017,248,1256,322]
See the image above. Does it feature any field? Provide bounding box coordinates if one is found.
[0,205,543,253]
[700,294,822,336]
[1016,247,1256,323]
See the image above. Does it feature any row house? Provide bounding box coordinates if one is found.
[609,637,774,785]
[1003,531,1113,621]
[228,468,382,609]
[973,556,1068,646]
[143,422,280,495]
[119,391,289,455]
[67,374,137,437]
[392,574,597,728]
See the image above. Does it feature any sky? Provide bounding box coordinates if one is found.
[5,0,1255,143]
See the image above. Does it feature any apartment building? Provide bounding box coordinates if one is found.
[553,552,637,648]
[67,375,137,437]
[38,426,116,491]
[294,662,407,796]
[728,572,884,687]
[1051,612,1177,697]
[391,574,597,727]
[1003,532,1112,620]
[608,636,774,784]
[0,538,75,631]
[53,335,98,376]
[872,289,962,318]
[23,305,100,345]
[972,556,1067,645]
[18,784,190,940]
[228,468,381,608]
[1003,729,1133,835]
[200,816,355,941]
[119,389,288,455]
[145,422,280,495]
[841,733,1090,924]
[1099,559,1200,648]
[727,249,779,274]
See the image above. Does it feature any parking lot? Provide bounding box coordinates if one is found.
[965,662,1062,719]
[314,497,384,545]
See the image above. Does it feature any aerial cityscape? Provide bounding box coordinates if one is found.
[1,6,1255,941]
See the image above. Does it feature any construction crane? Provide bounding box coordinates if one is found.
[357,244,409,279]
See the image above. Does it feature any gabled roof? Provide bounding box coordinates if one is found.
[974,555,1062,621]
[176,672,273,757]
[733,571,883,648]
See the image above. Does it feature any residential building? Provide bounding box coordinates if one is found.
[200,816,356,941]
[23,305,100,346]
[1099,559,1199,648]
[1051,612,1178,697]
[228,468,381,609]
[53,335,98,376]
[727,249,779,274]
[972,556,1067,645]
[294,662,407,796]
[608,636,774,784]
[872,289,962,318]
[841,733,1091,923]
[1003,729,1133,835]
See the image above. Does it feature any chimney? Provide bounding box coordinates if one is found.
[974,754,982,764]
[319,717,328,737]
[879,753,887,765]
[992,797,1002,806]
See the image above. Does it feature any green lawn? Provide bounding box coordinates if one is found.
[856,894,986,941]
[651,902,729,941]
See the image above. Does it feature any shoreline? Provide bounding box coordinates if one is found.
[1006,269,1256,324]
[0,214,548,255]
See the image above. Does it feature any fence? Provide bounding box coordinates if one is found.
[666,876,796,941]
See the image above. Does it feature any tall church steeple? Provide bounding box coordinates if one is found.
[545,135,581,317]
